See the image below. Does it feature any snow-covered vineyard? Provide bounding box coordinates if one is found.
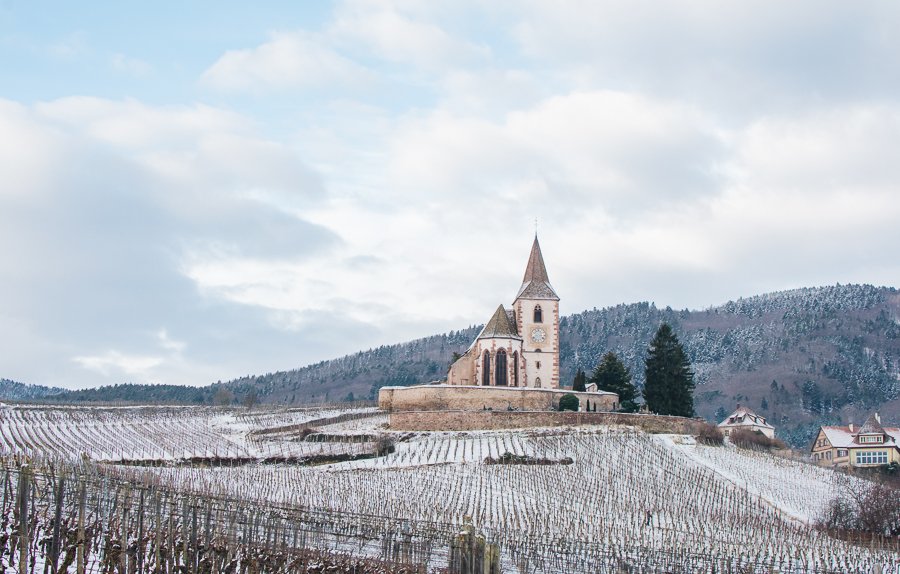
[0,404,385,461]
[0,404,897,573]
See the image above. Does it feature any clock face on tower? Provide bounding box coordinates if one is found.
[531,327,546,343]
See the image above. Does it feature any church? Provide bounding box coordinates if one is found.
[447,236,560,389]
[378,235,618,421]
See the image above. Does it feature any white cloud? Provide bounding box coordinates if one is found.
[330,1,490,70]
[200,31,372,93]
[74,351,164,378]
[110,53,152,77]
[47,31,88,60]
[0,96,338,388]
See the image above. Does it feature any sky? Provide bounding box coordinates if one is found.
[2,1,900,390]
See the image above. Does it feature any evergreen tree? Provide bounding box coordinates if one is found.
[714,406,727,421]
[572,369,587,392]
[590,351,639,413]
[643,323,695,417]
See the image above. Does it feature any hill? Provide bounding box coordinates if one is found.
[219,284,899,447]
[0,378,65,401]
[7,284,899,447]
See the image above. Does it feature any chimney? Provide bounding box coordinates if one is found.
[875,413,881,424]
[849,423,854,433]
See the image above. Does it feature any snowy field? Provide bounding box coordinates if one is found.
[0,404,381,460]
[1,404,897,572]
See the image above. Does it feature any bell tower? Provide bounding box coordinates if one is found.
[513,236,560,388]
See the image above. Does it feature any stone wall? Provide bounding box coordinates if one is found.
[388,410,708,434]
[378,384,617,413]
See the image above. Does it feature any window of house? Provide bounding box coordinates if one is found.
[482,351,490,386]
[859,435,884,444]
[854,450,888,465]
[533,305,542,323]
[495,349,507,386]
[837,449,848,457]
[534,377,542,388]
[536,361,541,369]
[512,351,519,387]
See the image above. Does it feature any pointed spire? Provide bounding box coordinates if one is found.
[516,235,559,301]
[478,305,521,339]
[522,235,550,284]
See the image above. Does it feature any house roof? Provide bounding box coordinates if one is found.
[858,413,886,435]
[516,236,559,301]
[819,423,900,449]
[477,305,521,340]
[717,405,774,430]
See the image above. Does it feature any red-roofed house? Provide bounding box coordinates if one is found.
[810,413,900,467]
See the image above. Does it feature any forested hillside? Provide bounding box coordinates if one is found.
[4,284,899,447]
[0,378,64,401]
[224,284,900,447]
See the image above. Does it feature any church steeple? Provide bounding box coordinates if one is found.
[516,235,559,300]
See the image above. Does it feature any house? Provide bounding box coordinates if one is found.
[810,413,900,467]
[718,405,775,439]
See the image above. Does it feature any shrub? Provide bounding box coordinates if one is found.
[374,434,396,457]
[818,483,900,536]
[558,394,579,412]
[729,429,785,450]
[695,423,724,446]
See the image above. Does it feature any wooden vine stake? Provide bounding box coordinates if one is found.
[17,465,30,574]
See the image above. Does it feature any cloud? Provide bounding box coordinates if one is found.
[74,351,164,378]
[47,31,88,60]
[330,0,490,71]
[0,97,340,388]
[200,31,372,93]
[385,90,726,216]
[110,53,152,77]
[509,0,900,115]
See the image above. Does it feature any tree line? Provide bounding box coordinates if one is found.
[572,322,695,418]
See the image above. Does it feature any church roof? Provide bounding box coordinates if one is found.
[516,236,559,301]
[477,305,521,339]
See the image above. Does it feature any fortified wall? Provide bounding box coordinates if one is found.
[388,410,708,433]
[378,384,618,413]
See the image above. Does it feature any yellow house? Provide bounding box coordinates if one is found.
[810,413,900,468]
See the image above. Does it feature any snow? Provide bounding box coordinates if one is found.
[1,405,898,572]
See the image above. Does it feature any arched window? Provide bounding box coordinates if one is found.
[482,351,491,386]
[535,377,542,389]
[533,305,543,323]
[495,349,507,386]
[512,351,519,387]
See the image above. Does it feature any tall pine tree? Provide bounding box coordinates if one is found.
[572,369,587,392]
[590,352,639,412]
[643,323,695,417]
